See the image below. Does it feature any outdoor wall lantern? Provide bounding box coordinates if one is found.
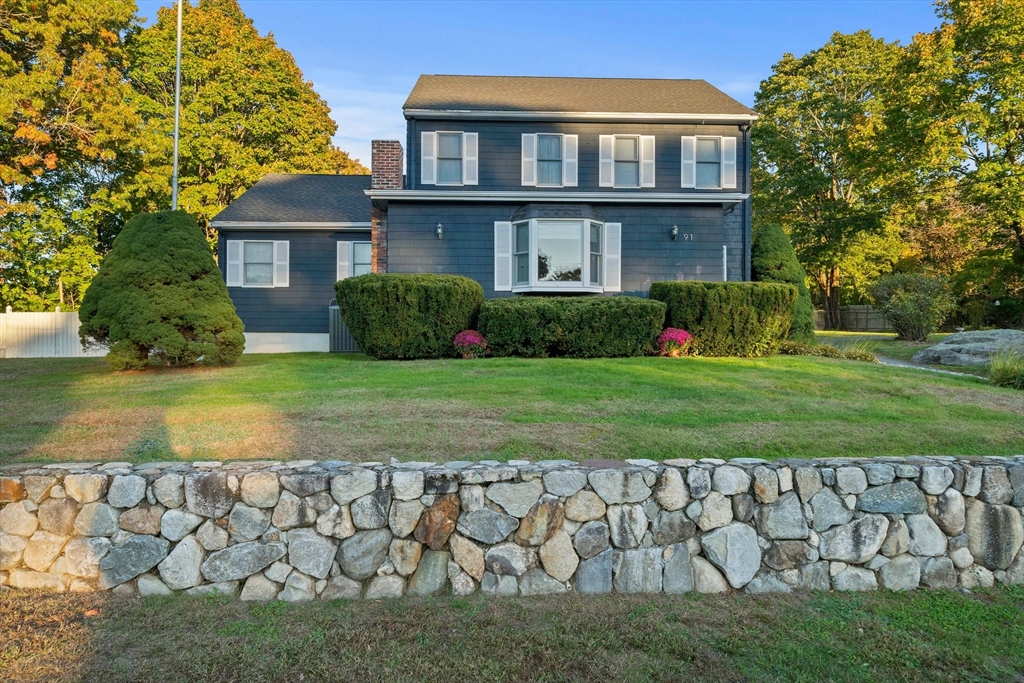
[436,223,444,239]
[671,225,679,241]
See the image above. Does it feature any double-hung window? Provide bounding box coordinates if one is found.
[497,219,620,293]
[599,135,656,188]
[420,131,478,185]
[681,135,737,189]
[521,133,578,186]
[225,240,289,287]
[336,240,372,281]
[437,132,463,185]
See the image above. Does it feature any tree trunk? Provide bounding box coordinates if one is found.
[817,267,842,330]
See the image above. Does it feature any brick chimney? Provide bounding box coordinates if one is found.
[370,141,403,272]
[371,140,404,189]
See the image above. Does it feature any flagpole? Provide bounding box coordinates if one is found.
[171,0,183,210]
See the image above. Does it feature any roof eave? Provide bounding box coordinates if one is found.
[210,221,371,230]
[403,108,758,123]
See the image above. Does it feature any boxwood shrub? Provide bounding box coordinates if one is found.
[335,274,483,359]
[648,281,797,357]
[478,296,666,358]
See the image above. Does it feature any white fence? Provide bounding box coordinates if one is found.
[0,309,106,359]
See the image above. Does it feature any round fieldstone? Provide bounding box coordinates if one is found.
[64,536,111,578]
[37,498,78,536]
[712,466,751,496]
[318,504,357,540]
[107,475,147,509]
[152,474,185,508]
[241,472,280,509]
[161,509,204,542]
[564,490,606,522]
[73,503,120,537]
[449,533,485,581]
[542,469,588,498]
[653,468,690,511]
[287,528,337,579]
[228,503,272,542]
[701,522,761,589]
[485,480,543,518]
[588,470,651,505]
[337,529,392,580]
[158,535,205,590]
[539,530,578,582]
[0,501,39,537]
[200,540,287,583]
[456,508,519,545]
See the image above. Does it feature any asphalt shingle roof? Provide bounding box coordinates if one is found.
[404,75,756,117]
[211,174,372,224]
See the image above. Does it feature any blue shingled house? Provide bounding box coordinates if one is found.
[211,75,758,352]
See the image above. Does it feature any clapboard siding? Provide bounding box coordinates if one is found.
[218,230,371,334]
[386,202,747,298]
[407,119,749,194]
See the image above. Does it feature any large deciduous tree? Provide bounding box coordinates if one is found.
[0,0,144,310]
[752,31,903,329]
[891,0,1024,328]
[126,0,367,244]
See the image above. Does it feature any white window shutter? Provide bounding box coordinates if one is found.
[603,223,622,292]
[563,134,578,187]
[599,135,614,187]
[336,241,351,281]
[681,136,696,188]
[494,221,513,292]
[640,135,656,187]
[521,133,537,186]
[722,136,737,189]
[421,131,436,185]
[273,241,289,287]
[225,240,242,286]
[463,132,478,185]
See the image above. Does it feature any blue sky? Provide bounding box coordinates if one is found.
[137,0,941,166]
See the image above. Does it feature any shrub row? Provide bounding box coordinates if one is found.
[649,281,797,357]
[335,274,483,360]
[478,296,666,358]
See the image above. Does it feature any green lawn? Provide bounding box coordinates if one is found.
[3,587,1023,682]
[1,351,1021,465]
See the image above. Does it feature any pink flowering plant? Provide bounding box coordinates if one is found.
[657,328,694,357]
[453,330,488,359]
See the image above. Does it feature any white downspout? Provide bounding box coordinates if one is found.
[722,245,727,282]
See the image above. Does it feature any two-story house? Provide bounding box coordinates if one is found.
[212,75,757,352]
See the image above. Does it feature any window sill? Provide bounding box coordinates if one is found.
[511,285,605,294]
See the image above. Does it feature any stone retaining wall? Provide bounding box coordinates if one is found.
[1,456,1022,600]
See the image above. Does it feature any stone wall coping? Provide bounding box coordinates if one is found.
[2,454,1022,480]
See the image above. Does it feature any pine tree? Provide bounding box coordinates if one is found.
[78,210,245,369]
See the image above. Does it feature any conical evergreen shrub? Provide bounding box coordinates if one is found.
[751,224,816,341]
[79,210,245,369]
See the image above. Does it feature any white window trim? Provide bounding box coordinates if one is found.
[427,131,478,187]
[350,241,372,277]
[694,135,724,190]
[521,133,578,188]
[510,218,607,294]
[231,239,283,289]
[602,134,654,189]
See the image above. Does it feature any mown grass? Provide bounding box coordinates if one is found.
[2,587,1023,682]
[1,352,1021,465]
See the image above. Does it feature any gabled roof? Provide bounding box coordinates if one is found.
[211,174,372,226]
[404,75,756,119]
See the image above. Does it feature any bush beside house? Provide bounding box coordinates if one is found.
[78,211,245,370]
[751,224,815,341]
[478,296,665,358]
[336,274,483,359]
[649,281,797,357]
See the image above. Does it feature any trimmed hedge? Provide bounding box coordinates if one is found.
[335,274,483,359]
[751,224,815,341]
[478,296,666,358]
[648,281,797,357]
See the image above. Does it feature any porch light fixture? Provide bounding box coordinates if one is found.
[671,225,679,241]
[436,223,444,239]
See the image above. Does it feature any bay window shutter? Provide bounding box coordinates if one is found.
[563,134,578,187]
[640,135,656,187]
[421,131,436,185]
[521,133,537,186]
[599,135,614,187]
[493,221,513,292]
[336,241,351,281]
[603,223,622,292]
[463,132,478,185]
[273,241,289,287]
[226,240,242,286]
[722,136,737,189]
[681,136,696,188]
